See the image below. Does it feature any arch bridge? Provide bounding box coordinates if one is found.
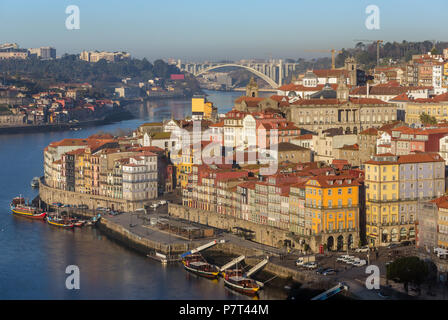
[194,63,279,89]
[179,60,300,89]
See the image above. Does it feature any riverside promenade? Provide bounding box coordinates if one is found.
[61,203,322,285]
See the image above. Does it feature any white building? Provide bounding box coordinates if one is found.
[439,135,448,166]
[122,153,158,201]
[242,115,257,149]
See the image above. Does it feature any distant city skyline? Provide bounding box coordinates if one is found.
[1,0,447,62]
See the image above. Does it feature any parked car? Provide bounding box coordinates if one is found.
[355,246,369,253]
[303,262,318,270]
[387,243,399,249]
[150,203,159,210]
[322,268,336,275]
[353,259,367,267]
[401,241,412,246]
[52,202,63,207]
[316,267,326,274]
[296,256,315,267]
[78,204,89,209]
[158,200,167,205]
[96,207,107,212]
[337,255,351,263]
[347,257,361,265]
[109,211,120,216]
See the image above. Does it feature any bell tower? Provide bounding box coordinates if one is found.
[337,75,349,101]
[246,77,259,97]
[344,57,357,85]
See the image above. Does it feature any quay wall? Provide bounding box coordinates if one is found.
[65,208,190,255]
[39,187,319,281]
[97,217,190,255]
[168,204,322,252]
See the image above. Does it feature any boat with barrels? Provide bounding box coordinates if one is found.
[222,269,261,296]
[46,214,75,229]
[182,253,220,279]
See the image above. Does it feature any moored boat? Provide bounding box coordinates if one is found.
[46,214,74,228]
[10,197,46,220]
[223,269,261,296]
[73,220,85,227]
[182,254,220,279]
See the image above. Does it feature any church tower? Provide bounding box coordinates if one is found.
[336,75,349,101]
[246,77,259,97]
[344,57,357,85]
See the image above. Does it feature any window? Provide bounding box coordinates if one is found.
[338,189,342,195]
[328,200,333,208]
[328,189,332,196]
[348,188,352,194]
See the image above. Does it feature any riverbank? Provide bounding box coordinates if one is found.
[48,202,349,300]
[0,109,134,135]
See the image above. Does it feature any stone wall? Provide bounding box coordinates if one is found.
[98,216,189,255]
[168,203,323,252]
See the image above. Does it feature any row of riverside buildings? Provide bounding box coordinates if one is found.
[42,54,448,257]
[43,131,175,212]
[179,57,448,254]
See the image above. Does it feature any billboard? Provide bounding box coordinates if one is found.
[170,74,185,80]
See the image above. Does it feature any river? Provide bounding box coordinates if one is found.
[0,90,283,300]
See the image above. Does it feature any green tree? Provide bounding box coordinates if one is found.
[386,256,428,293]
[420,112,437,125]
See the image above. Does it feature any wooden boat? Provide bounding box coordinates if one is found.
[10,197,46,220]
[182,254,220,279]
[46,214,74,229]
[73,220,85,227]
[223,269,261,296]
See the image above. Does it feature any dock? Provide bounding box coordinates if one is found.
[147,252,181,264]
[180,239,225,258]
[220,255,245,272]
[245,257,269,277]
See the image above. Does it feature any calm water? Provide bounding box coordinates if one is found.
[0,90,281,300]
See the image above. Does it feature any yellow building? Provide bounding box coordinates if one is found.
[192,96,216,120]
[405,93,448,124]
[305,175,359,250]
[75,150,86,194]
[172,145,195,189]
[365,154,399,247]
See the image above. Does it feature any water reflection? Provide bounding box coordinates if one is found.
[0,90,283,300]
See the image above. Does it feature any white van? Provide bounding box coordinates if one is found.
[434,248,448,258]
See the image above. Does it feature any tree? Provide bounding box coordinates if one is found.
[386,256,428,293]
[420,112,437,125]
